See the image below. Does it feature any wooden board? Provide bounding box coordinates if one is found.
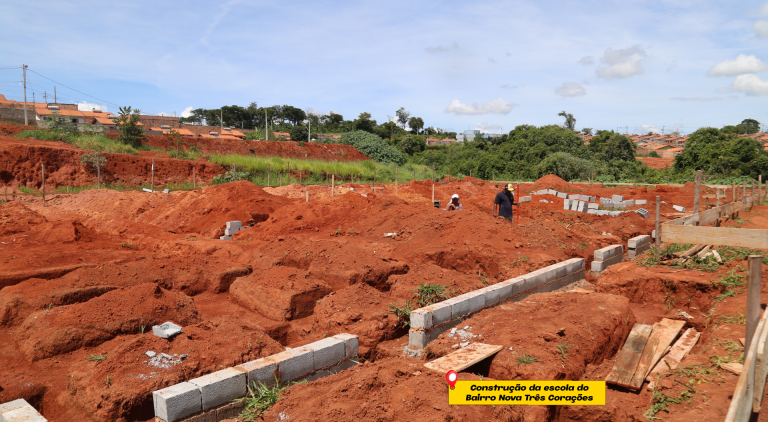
[646,328,700,390]
[725,318,763,421]
[629,337,659,390]
[753,310,768,412]
[645,319,686,377]
[424,343,504,373]
[661,225,768,249]
[606,324,653,387]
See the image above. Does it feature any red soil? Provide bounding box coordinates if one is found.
[637,156,674,169]
[0,171,765,421]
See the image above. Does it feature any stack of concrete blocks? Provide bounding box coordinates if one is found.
[0,399,47,422]
[219,221,241,241]
[590,245,624,275]
[153,334,359,422]
[628,235,652,260]
[408,258,586,350]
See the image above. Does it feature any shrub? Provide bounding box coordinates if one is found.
[339,130,406,165]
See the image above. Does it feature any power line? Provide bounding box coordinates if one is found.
[26,69,120,107]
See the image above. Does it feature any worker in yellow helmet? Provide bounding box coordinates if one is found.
[493,183,519,221]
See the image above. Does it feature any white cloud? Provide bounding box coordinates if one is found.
[596,45,646,80]
[733,74,768,96]
[77,101,107,112]
[201,0,242,45]
[754,20,768,38]
[554,82,586,97]
[474,122,504,134]
[707,54,768,76]
[641,124,660,134]
[180,107,194,118]
[445,97,517,115]
[578,56,594,65]
[425,42,458,54]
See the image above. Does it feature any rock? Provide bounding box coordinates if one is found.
[145,351,156,358]
[557,328,566,336]
[159,353,173,360]
[460,342,470,348]
[180,354,188,359]
[450,328,457,335]
[152,321,183,339]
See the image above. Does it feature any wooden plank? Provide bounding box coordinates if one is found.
[606,323,653,387]
[699,207,722,226]
[665,214,700,226]
[646,328,700,390]
[629,337,659,390]
[753,311,768,411]
[725,318,763,421]
[645,319,686,376]
[723,363,744,375]
[661,225,768,249]
[424,343,504,373]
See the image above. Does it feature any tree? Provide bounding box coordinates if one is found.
[326,112,344,125]
[558,111,576,131]
[80,152,107,188]
[339,131,406,165]
[113,106,144,148]
[396,107,410,130]
[588,132,635,162]
[290,125,308,143]
[353,112,376,133]
[581,128,593,135]
[399,135,426,155]
[408,117,424,134]
[741,118,760,134]
[281,105,306,126]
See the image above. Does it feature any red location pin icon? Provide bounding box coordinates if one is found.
[446,370,458,390]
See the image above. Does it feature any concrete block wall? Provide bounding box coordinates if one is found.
[0,399,47,422]
[628,235,652,259]
[153,334,359,422]
[408,258,586,349]
[590,245,624,274]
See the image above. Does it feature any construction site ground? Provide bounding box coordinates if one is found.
[1,167,768,421]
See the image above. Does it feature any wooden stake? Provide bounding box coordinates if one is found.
[432,165,435,181]
[193,166,196,188]
[395,180,398,197]
[267,164,270,187]
[151,158,155,192]
[373,163,376,188]
[306,190,309,202]
[760,175,763,203]
[753,180,757,209]
[746,255,763,355]
[655,195,661,248]
[743,180,747,210]
[41,162,45,205]
[432,184,435,202]
[280,173,283,186]
[693,170,702,217]
[331,174,335,197]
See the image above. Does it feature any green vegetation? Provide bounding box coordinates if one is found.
[15,129,138,155]
[113,106,145,148]
[236,378,305,421]
[86,353,106,363]
[414,283,452,308]
[556,343,571,362]
[104,374,112,388]
[516,354,539,365]
[210,169,250,185]
[644,381,697,421]
[388,299,415,328]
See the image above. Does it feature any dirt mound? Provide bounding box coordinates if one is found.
[17,283,199,361]
[0,122,37,136]
[264,357,512,422]
[636,156,674,169]
[141,135,371,162]
[532,174,576,192]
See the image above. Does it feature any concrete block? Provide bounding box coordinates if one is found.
[153,382,202,422]
[162,188,170,194]
[226,221,242,230]
[652,230,656,239]
[520,196,532,203]
[636,199,647,205]
[590,196,596,202]
[628,235,651,249]
[463,291,486,314]
[224,228,238,236]
[428,302,452,325]
[0,400,29,416]
[142,188,153,193]
[0,407,47,422]
[408,329,429,348]
[597,210,609,216]
[188,368,246,411]
[554,261,569,278]
[587,209,598,214]
[216,401,245,421]
[564,258,584,274]
[277,346,314,382]
[557,192,567,198]
[308,337,346,370]
[236,358,278,388]
[612,194,624,202]
[588,203,599,209]
[307,359,358,381]
[625,199,634,206]
[410,308,433,330]
[673,205,686,212]
[219,236,232,241]
[577,202,586,212]
[152,321,183,339]
[568,194,579,200]
[600,197,610,204]
[595,245,623,261]
[548,189,557,195]
[635,208,650,218]
[570,201,580,211]
[609,211,622,216]
[496,278,521,301]
[591,254,624,273]
[481,284,502,306]
[446,296,470,319]
[628,242,652,260]
[579,195,590,202]
[563,199,572,210]
[332,333,359,358]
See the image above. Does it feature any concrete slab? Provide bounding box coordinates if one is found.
[332,333,359,358]
[236,357,278,388]
[152,322,183,339]
[309,337,346,370]
[153,382,202,422]
[595,245,623,261]
[0,400,28,416]
[628,235,651,249]
[188,367,246,411]
[277,346,314,382]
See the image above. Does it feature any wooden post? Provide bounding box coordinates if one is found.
[655,196,661,249]
[743,180,747,210]
[395,165,398,184]
[331,174,335,197]
[267,164,270,187]
[395,180,398,197]
[753,180,757,209]
[432,184,435,202]
[306,190,309,202]
[745,255,763,355]
[287,163,290,183]
[413,167,416,181]
[193,166,196,188]
[432,165,435,181]
[299,171,302,185]
[732,182,736,218]
[693,170,702,216]
[373,163,376,188]
[591,170,594,186]
[41,162,45,205]
[279,173,283,186]
[151,158,155,192]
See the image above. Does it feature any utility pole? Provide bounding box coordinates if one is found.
[662,126,665,135]
[22,64,28,126]
[43,91,47,103]
[220,109,223,133]
[265,109,268,140]
[54,86,57,103]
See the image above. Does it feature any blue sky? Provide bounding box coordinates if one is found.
[1,0,767,134]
